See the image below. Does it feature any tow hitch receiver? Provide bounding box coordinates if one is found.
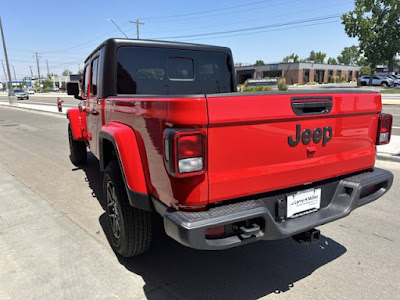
[292,228,321,245]
[239,223,261,239]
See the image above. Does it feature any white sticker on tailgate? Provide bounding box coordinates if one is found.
[287,188,321,219]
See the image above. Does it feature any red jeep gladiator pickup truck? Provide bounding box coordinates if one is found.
[67,38,393,257]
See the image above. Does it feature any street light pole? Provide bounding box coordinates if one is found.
[106,18,128,38]
[0,17,15,104]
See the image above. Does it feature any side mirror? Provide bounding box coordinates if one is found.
[67,82,80,98]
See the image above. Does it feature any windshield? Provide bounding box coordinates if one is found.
[116,47,234,95]
[13,89,24,92]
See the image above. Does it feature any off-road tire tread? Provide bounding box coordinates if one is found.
[104,160,152,257]
[68,124,87,166]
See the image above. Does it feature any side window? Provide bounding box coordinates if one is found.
[82,65,89,96]
[91,57,99,96]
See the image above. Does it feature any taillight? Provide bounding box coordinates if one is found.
[376,113,392,145]
[164,129,206,177]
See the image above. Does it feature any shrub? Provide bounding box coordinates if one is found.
[278,78,288,91]
[242,86,272,92]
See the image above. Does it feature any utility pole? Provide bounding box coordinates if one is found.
[1,59,8,84]
[129,19,144,39]
[0,17,15,103]
[12,65,16,81]
[34,52,42,92]
[46,59,50,77]
[78,63,81,73]
[29,66,33,78]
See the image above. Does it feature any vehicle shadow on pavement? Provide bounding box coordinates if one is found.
[102,217,346,300]
[79,153,106,209]
[81,153,347,300]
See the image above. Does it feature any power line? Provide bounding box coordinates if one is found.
[139,0,272,21]
[151,14,342,40]
[183,19,340,42]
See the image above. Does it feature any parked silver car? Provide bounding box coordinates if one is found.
[9,89,29,100]
[359,75,394,87]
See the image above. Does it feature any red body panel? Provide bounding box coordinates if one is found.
[206,93,381,203]
[67,107,88,140]
[104,97,209,208]
[75,91,382,209]
[100,122,148,195]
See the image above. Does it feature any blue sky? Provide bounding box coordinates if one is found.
[0,0,358,81]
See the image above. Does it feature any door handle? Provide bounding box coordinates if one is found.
[90,108,99,115]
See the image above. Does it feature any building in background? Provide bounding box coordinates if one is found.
[236,62,361,85]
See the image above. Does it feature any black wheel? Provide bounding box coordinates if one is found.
[104,160,152,257]
[361,81,367,86]
[26,96,29,100]
[381,82,388,88]
[68,124,87,166]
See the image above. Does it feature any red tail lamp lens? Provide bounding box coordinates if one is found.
[377,113,392,145]
[178,135,203,159]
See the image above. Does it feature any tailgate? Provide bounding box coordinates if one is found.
[206,92,381,203]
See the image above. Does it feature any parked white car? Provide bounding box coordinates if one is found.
[359,75,394,87]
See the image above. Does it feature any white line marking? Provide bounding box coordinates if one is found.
[393,126,400,129]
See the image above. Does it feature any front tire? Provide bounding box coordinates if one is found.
[381,82,388,88]
[104,160,152,257]
[68,124,87,166]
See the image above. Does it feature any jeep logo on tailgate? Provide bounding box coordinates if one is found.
[288,124,332,147]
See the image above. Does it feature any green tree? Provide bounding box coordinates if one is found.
[254,60,265,66]
[308,51,326,63]
[314,52,326,63]
[342,0,400,85]
[359,66,372,75]
[282,53,299,63]
[62,69,72,76]
[327,57,338,64]
[337,45,361,65]
[47,72,57,79]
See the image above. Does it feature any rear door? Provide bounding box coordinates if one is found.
[206,92,381,203]
[86,56,101,157]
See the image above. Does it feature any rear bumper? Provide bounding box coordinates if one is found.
[156,167,393,250]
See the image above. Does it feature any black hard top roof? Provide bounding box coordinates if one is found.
[84,38,232,63]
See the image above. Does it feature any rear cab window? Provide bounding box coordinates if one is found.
[116,47,233,95]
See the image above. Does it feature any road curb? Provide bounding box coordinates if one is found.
[0,103,66,116]
[376,153,400,163]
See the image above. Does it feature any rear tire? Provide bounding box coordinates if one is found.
[68,124,87,166]
[381,82,388,88]
[103,160,152,257]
